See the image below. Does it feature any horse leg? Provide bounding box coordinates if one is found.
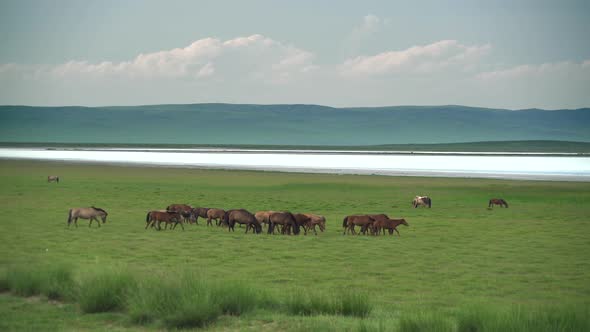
[178,220,185,231]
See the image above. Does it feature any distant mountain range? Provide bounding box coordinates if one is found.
[1,104,589,145]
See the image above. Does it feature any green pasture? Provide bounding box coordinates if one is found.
[0,160,589,331]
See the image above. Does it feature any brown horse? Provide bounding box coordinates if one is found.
[145,210,184,230]
[268,212,300,235]
[206,208,226,226]
[342,215,375,235]
[293,213,312,235]
[226,209,262,233]
[255,210,276,230]
[191,207,209,224]
[302,213,326,235]
[489,198,509,208]
[372,218,409,236]
[166,204,193,223]
[412,196,431,208]
[47,175,59,183]
[67,207,108,228]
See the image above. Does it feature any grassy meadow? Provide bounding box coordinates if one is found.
[0,159,589,331]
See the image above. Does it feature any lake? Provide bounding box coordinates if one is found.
[1,147,589,181]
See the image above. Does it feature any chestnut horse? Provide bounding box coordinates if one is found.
[166,204,193,224]
[342,215,375,235]
[207,208,226,226]
[303,213,326,235]
[145,210,184,230]
[67,206,108,228]
[488,198,509,208]
[372,218,409,236]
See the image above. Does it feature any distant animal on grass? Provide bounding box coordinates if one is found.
[268,212,300,235]
[371,218,409,236]
[145,210,184,231]
[206,208,226,226]
[342,215,375,235]
[226,209,262,233]
[67,207,108,228]
[412,196,431,208]
[488,198,509,208]
[166,204,193,223]
[47,175,59,183]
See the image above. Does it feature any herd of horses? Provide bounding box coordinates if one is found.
[57,176,509,235]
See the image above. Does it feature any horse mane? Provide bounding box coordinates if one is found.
[91,206,107,214]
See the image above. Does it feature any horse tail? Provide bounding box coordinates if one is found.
[428,197,432,208]
[288,212,300,235]
[488,199,492,207]
[67,209,72,224]
[56,177,59,183]
[146,211,151,223]
[342,216,348,228]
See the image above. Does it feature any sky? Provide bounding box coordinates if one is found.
[0,0,589,109]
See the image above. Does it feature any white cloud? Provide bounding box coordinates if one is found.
[477,60,590,81]
[340,40,491,76]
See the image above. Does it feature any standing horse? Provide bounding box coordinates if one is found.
[293,213,312,235]
[255,210,276,231]
[145,210,184,230]
[47,175,59,183]
[67,207,108,228]
[412,196,431,208]
[342,215,375,235]
[488,198,509,208]
[166,204,193,224]
[226,209,261,233]
[206,208,226,226]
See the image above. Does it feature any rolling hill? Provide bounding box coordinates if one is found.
[1,104,589,146]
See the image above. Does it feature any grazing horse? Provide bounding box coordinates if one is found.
[206,208,226,226]
[342,215,375,235]
[166,204,193,224]
[412,196,431,208]
[488,198,509,208]
[226,209,262,233]
[67,207,108,228]
[293,213,312,235]
[372,218,409,236]
[302,213,326,235]
[268,212,300,235]
[47,175,59,183]
[145,210,184,230]
[255,210,276,230]
[191,207,209,224]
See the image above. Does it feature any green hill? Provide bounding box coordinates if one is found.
[1,104,589,145]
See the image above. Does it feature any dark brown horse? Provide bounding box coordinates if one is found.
[166,204,193,223]
[342,215,375,235]
[191,207,209,224]
[206,208,226,226]
[372,218,409,236]
[145,210,184,230]
[268,212,300,235]
[488,198,509,208]
[226,209,262,233]
[67,206,108,228]
[293,213,312,235]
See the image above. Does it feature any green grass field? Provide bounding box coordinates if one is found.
[1,160,589,331]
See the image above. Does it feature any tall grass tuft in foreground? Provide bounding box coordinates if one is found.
[286,290,372,317]
[4,266,43,297]
[127,273,219,329]
[40,265,76,301]
[78,270,136,313]
[398,311,454,332]
[210,281,267,315]
[456,304,590,332]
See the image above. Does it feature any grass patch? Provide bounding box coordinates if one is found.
[5,267,43,297]
[40,265,76,301]
[286,290,371,317]
[211,281,267,315]
[398,311,454,332]
[78,270,136,313]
